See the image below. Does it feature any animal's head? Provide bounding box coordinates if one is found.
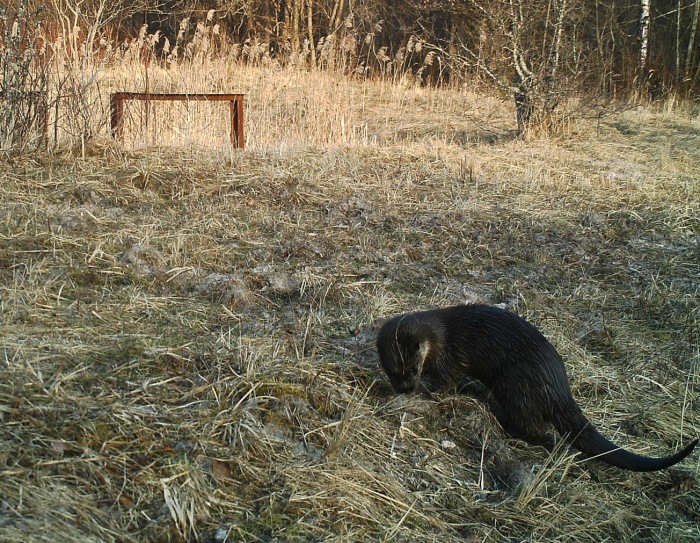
[376,314,431,394]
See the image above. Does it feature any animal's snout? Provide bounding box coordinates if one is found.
[392,380,419,394]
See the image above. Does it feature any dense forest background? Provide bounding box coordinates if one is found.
[3,0,700,99]
[114,1,700,97]
[1,0,700,150]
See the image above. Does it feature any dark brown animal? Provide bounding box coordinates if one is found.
[376,304,697,472]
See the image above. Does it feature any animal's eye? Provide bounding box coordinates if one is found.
[412,341,420,352]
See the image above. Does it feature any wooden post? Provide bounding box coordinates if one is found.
[230,98,244,149]
[110,92,125,140]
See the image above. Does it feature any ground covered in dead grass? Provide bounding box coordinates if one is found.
[1,73,699,542]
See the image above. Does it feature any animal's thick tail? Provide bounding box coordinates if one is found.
[552,400,698,472]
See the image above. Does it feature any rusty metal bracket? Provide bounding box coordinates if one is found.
[110,92,245,149]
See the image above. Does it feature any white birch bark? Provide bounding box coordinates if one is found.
[638,0,651,73]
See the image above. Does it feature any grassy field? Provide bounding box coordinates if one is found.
[1,62,699,542]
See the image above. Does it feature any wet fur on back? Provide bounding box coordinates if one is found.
[377,304,698,472]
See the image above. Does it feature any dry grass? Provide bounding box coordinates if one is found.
[104,61,510,151]
[1,60,699,543]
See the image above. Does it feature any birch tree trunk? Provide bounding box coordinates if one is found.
[548,0,568,92]
[676,0,682,84]
[638,0,651,77]
[329,0,346,33]
[284,0,301,53]
[686,0,700,81]
[306,0,315,65]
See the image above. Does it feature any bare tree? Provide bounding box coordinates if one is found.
[426,0,575,131]
[0,0,49,150]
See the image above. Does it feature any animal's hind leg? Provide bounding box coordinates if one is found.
[486,398,528,438]
[489,392,548,442]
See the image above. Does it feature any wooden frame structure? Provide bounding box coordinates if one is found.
[110,92,245,149]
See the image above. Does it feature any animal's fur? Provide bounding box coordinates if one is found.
[377,304,697,472]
